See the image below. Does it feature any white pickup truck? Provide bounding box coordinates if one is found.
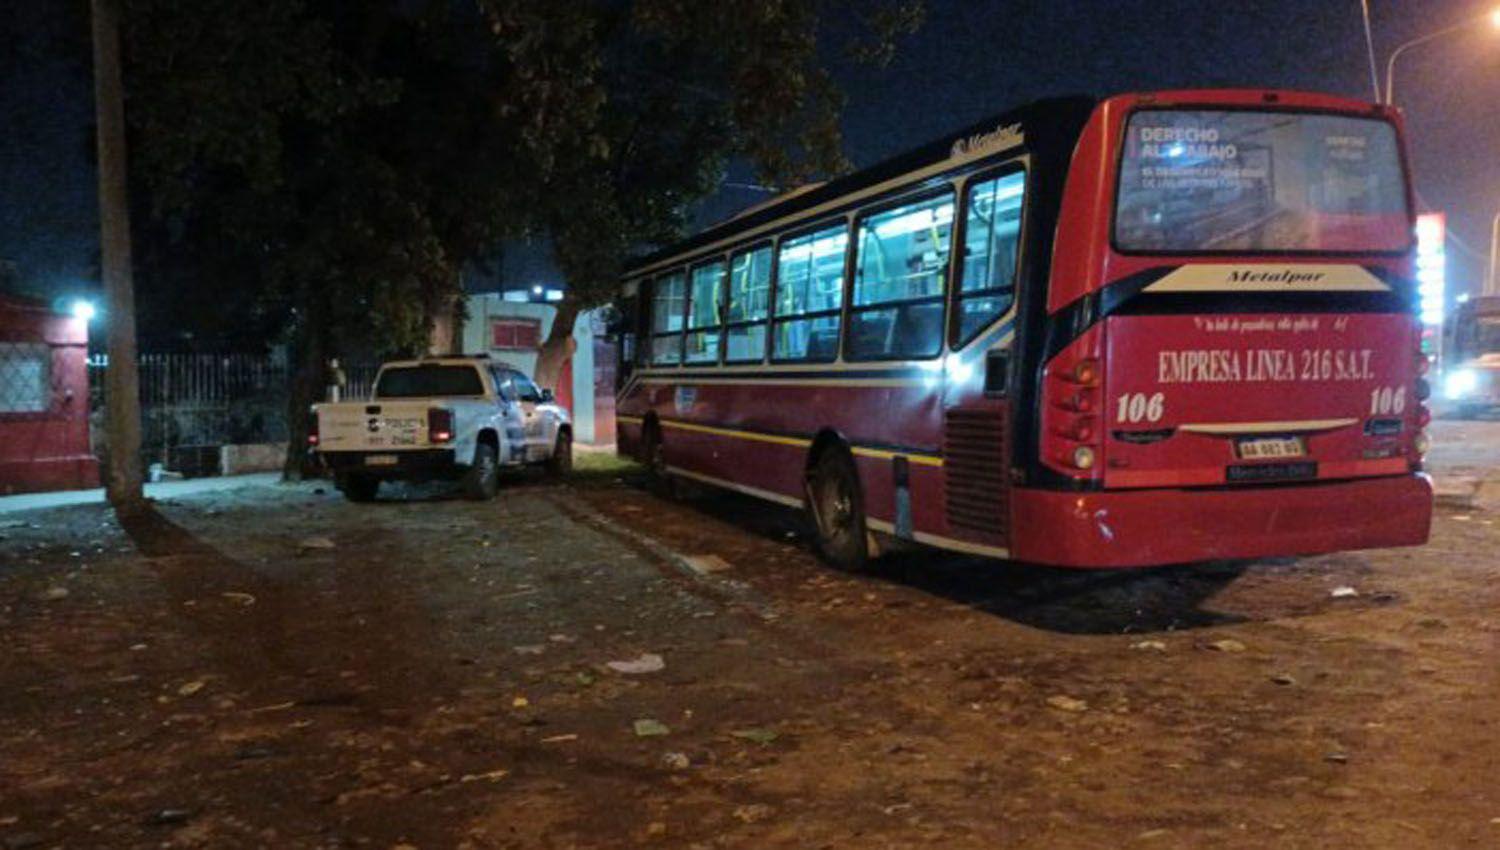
[309,356,572,501]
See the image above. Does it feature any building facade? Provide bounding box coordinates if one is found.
[0,294,98,493]
[459,295,615,445]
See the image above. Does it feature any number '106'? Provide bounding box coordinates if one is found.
[1369,386,1405,416]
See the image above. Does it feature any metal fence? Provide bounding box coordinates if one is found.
[87,352,380,476]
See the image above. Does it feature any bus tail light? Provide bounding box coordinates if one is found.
[1414,352,1430,376]
[1071,446,1097,470]
[1414,403,1431,430]
[1042,326,1105,480]
[1073,358,1100,386]
[428,408,454,444]
[307,411,320,447]
[1413,429,1431,458]
[1064,391,1094,413]
[1069,416,1096,443]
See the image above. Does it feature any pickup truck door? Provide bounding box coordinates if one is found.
[510,371,555,461]
[489,367,529,464]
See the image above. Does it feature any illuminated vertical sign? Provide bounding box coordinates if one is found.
[1415,212,1445,327]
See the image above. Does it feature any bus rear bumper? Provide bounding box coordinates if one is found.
[1010,473,1433,568]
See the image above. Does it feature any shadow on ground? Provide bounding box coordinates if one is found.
[612,474,1252,636]
[115,501,452,712]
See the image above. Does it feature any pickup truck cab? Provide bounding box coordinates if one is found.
[310,356,571,501]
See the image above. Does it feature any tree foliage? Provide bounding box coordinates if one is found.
[119,0,920,468]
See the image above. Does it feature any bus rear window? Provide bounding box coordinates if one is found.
[1115,110,1410,254]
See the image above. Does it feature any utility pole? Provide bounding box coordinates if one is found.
[1489,212,1499,296]
[91,0,145,512]
[1359,0,1382,102]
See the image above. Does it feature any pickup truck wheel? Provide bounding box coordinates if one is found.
[547,431,573,476]
[462,442,500,500]
[337,473,380,503]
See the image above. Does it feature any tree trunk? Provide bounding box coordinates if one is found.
[92,0,145,513]
[282,298,329,481]
[533,298,581,393]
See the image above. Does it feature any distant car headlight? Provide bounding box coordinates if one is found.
[1445,369,1478,400]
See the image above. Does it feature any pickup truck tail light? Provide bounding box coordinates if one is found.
[307,410,320,446]
[428,408,454,444]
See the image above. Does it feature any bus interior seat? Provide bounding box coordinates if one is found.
[808,327,840,360]
[894,302,943,359]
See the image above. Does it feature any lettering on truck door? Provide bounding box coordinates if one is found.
[491,367,528,464]
[510,370,551,461]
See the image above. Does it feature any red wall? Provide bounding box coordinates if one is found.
[0,295,99,494]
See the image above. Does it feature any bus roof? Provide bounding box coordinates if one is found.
[626,95,1098,275]
[625,88,1394,279]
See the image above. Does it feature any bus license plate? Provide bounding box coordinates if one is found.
[364,454,399,466]
[1236,436,1304,460]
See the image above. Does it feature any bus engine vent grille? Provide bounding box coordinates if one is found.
[944,408,1008,538]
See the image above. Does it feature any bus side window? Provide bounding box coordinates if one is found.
[772,223,847,362]
[955,170,1026,345]
[685,259,725,364]
[724,245,772,362]
[848,192,953,361]
[649,269,686,365]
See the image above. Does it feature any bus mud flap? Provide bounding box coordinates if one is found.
[893,456,913,541]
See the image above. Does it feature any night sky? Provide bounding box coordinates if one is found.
[3,1,1497,304]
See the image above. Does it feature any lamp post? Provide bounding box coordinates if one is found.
[1489,211,1499,296]
[1384,8,1500,104]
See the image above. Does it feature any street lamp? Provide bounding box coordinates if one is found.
[1384,7,1500,104]
[1488,211,1499,296]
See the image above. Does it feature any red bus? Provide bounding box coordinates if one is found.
[614,89,1433,569]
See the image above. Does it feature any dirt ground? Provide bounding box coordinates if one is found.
[2,456,1498,849]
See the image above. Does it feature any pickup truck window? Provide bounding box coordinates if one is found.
[512,372,543,403]
[375,365,485,398]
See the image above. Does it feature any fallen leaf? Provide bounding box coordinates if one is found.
[177,680,206,697]
[633,718,670,737]
[733,804,773,824]
[608,653,665,675]
[1046,695,1089,713]
[459,769,508,783]
[730,728,779,745]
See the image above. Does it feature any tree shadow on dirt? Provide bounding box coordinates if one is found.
[115,501,454,712]
[637,482,1251,636]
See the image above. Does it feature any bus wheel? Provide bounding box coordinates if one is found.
[642,422,675,498]
[808,449,869,571]
[547,429,573,477]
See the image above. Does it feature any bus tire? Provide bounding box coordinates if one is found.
[337,473,379,503]
[642,421,675,498]
[462,441,500,501]
[547,429,573,476]
[807,448,869,571]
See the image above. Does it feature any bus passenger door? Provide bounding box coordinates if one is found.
[940,166,1026,550]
